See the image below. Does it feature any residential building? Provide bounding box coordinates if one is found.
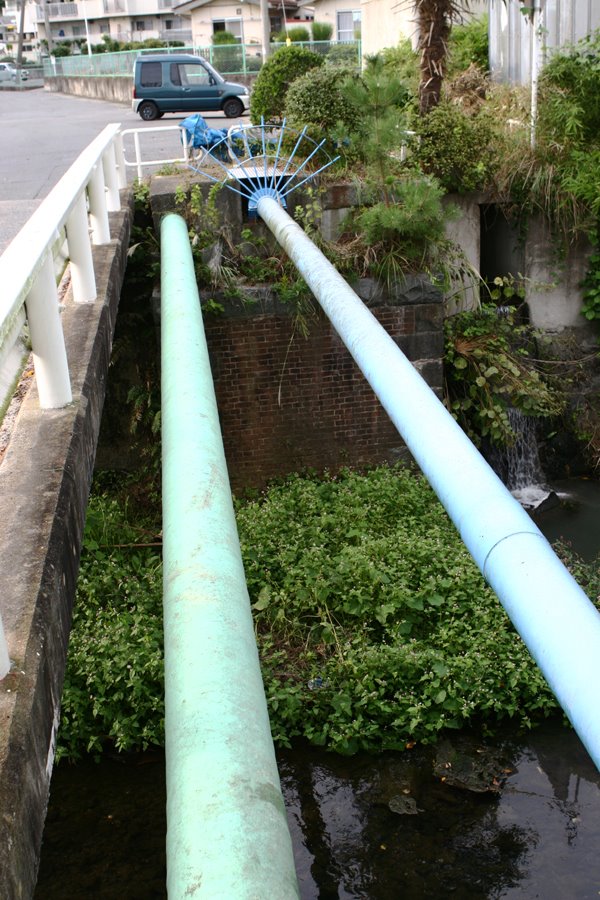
[1,0,40,60]
[171,0,312,49]
[300,0,486,59]
[34,0,193,51]
[32,0,313,53]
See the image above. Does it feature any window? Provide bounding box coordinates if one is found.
[212,17,242,41]
[99,23,110,33]
[173,62,211,86]
[336,9,361,42]
[165,20,173,30]
[135,20,146,32]
[140,61,162,87]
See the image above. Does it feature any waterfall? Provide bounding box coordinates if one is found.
[488,408,555,510]
[504,408,546,491]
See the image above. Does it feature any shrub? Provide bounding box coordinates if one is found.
[312,22,333,41]
[51,43,72,57]
[250,44,324,122]
[537,29,600,146]
[326,42,361,68]
[353,175,452,274]
[448,14,489,75]
[413,100,495,193]
[283,64,362,134]
[212,30,238,45]
[212,42,244,73]
[444,304,565,447]
[287,26,310,43]
[373,39,419,98]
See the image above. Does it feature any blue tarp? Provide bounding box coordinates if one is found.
[179,115,228,160]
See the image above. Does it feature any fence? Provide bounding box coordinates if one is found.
[42,39,362,78]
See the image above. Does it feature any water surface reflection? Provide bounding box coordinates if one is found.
[36,720,600,899]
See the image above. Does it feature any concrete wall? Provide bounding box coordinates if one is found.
[0,199,133,900]
[45,75,133,105]
[44,72,255,105]
[525,217,593,332]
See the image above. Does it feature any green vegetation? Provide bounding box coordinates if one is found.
[444,305,565,447]
[311,22,333,42]
[447,14,489,75]
[58,492,163,760]
[283,64,362,134]
[413,100,495,194]
[250,45,324,122]
[58,465,600,760]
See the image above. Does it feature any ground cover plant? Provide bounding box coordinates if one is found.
[57,465,600,760]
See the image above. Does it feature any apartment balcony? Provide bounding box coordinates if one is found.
[41,3,79,19]
[102,0,125,12]
[36,0,122,22]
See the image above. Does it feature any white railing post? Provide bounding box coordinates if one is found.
[87,163,111,245]
[133,130,143,181]
[102,143,121,212]
[25,254,72,409]
[66,192,96,303]
[114,132,128,189]
[0,614,9,679]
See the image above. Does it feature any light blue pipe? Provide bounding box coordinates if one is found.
[257,195,600,771]
[160,213,299,898]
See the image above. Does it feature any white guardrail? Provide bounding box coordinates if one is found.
[0,122,127,678]
[0,121,206,676]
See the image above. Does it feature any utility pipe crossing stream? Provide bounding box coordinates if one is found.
[256,195,600,773]
[160,214,299,899]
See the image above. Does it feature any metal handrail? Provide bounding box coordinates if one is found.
[120,125,196,181]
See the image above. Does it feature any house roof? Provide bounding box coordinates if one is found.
[174,0,300,13]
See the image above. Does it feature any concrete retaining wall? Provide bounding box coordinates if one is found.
[45,75,133,105]
[45,73,254,105]
[0,197,133,900]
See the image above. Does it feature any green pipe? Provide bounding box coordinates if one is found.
[160,213,299,899]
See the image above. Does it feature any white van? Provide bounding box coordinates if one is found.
[0,63,28,82]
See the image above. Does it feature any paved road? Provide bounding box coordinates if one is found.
[0,86,241,252]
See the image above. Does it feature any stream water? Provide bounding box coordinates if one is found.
[35,718,600,899]
[34,478,600,898]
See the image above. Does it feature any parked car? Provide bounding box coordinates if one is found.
[0,63,28,82]
[132,54,249,121]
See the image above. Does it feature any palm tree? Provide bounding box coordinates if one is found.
[414,0,473,115]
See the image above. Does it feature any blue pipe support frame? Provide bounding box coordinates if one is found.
[257,195,600,772]
[160,213,299,898]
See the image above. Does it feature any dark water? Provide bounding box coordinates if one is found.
[35,720,600,899]
[535,479,600,562]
